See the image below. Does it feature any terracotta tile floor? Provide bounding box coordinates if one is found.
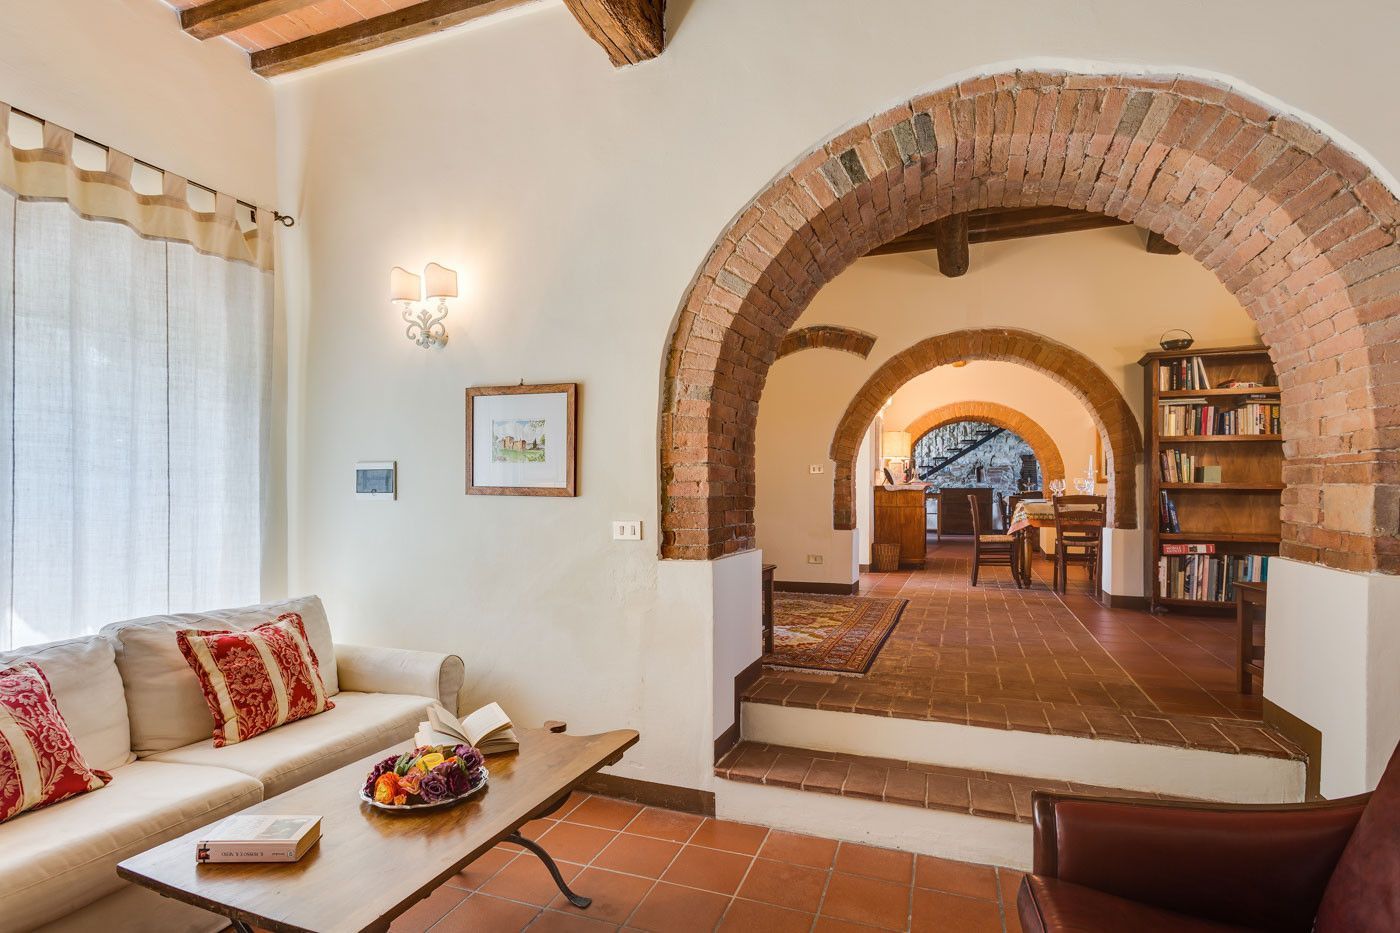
[379,791,1026,932]
[715,741,1188,822]
[749,539,1301,760]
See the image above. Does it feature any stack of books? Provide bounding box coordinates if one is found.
[1158,356,1212,390]
[1159,398,1280,436]
[197,815,321,863]
[1159,449,1222,483]
[1158,547,1269,602]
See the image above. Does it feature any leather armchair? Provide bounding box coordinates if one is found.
[1018,739,1400,932]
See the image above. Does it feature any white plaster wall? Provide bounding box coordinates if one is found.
[711,550,761,745]
[270,0,1400,789]
[1266,558,1400,798]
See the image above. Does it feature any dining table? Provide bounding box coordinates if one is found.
[1006,498,1103,587]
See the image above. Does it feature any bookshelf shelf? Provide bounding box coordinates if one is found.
[1159,387,1281,399]
[1139,344,1282,613]
[1159,435,1281,443]
[1160,532,1281,544]
[1159,483,1285,492]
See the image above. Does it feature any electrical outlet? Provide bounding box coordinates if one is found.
[807,554,824,564]
[612,520,642,540]
[809,464,825,474]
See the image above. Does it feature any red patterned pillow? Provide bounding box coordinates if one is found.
[0,662,111,823]
[177,612,334,747]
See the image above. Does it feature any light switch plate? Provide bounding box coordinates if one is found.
[807,554,824,564]
[809,464,825,474]
[612,520,642,540]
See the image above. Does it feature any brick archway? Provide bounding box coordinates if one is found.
[660,69,1400,573]
[902,400,1067,498]
[831,330,1139,529]
[776,325,877,360]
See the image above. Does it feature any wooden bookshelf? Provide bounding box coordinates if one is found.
[1138,345,1282,613]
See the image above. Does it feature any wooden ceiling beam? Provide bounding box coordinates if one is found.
[1145,230,1182,255]
[250,0,534,77]
[935,215,969,277]
[866,207,1133,263]
[561,0,665,67]
[181,0,319,40]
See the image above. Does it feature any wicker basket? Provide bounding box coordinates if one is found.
[872,542,901,573]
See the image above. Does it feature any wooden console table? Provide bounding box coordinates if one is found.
[1236,580,1267,694]
[873,486,927,568]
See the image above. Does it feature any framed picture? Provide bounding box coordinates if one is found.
[466,383,577,497]
[355,461,397,500]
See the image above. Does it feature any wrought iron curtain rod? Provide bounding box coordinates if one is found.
[5,104,295,227]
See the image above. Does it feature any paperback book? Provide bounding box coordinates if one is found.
[416,702,519,755]
[196,815,320,864]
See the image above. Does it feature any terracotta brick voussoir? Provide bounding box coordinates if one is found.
[659,68,1400,574]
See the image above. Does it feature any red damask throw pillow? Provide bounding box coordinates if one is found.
[0,662,111,823]
[177,612,334,747]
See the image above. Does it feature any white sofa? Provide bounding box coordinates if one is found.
[0,596,465,933]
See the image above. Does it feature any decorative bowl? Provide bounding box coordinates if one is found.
[1159,329,1194,351]
[360,744,488,811]
[360,767,488,811]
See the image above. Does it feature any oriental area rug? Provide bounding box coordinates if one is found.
[765,593,907,675]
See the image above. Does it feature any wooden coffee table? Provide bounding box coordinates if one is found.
[118,725,638,933]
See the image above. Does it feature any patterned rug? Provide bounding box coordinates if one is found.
[765,593,907,675]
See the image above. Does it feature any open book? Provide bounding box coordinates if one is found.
[415,702,519,755]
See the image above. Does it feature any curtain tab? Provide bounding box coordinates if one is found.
[214,190,237,220]
[162,172,188,205]
[105,149,134,184]
[42,122,74,159]
[0,103,10,149]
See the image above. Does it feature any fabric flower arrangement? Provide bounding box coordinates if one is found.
[362,744,485,807]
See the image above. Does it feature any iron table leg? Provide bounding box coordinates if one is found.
[505,832,592,908]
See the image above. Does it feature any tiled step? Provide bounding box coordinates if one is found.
[716,741,1183,824]
[742,680,1304,760]
[741,700,1306,803]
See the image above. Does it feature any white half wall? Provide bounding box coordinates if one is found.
[712,550,762,745]
[1265,558,1400,798]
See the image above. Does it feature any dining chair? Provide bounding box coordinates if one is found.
[1051,495,1106,594]
[969,494,1018,587]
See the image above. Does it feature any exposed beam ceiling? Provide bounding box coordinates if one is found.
[868,207,1180,273]
[248,0,533,76]
[180,0,319,39]
[178,0,666,75]
[561,0,665,66]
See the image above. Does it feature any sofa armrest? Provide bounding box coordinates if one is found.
[334,643,465,714]
[1030,791,1369,931]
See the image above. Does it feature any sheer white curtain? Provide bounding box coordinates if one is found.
[0,191,272,650]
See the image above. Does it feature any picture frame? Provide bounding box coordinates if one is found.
[355,461,397,501]
[465,383,577,497]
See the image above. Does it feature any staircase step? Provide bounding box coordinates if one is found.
[716,741,1183,825]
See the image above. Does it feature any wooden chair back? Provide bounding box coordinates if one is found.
[968,494,989,538]
[1052,495,1106,542]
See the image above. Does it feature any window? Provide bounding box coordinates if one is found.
[0,191,272,649]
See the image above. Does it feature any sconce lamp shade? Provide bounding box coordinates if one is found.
[390,266,421,302]
[882,430,912,460]
[424,262,458,299]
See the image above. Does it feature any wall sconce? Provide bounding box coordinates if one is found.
[391,262,458,349]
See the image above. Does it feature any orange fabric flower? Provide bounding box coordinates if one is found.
[373,772,400,804]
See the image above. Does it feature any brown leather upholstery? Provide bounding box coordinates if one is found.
[1019,877,1252,933]
[1315,741,1400,932]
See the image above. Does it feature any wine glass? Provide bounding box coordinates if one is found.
[1049,478,1066,498]
[1074,477,1096,494]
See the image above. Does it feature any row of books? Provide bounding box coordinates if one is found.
[1158,552,1270,602]
[1158,356,1212,390]
[1159,399,1280,436]
[1159,449,1222,484]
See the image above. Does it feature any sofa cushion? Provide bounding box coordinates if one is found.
[177,613,334,747]
[147,691,435,798]
[0,635,132,772]
[0,661,112,823]
[103,596,339,758]
[0,759,261,931]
